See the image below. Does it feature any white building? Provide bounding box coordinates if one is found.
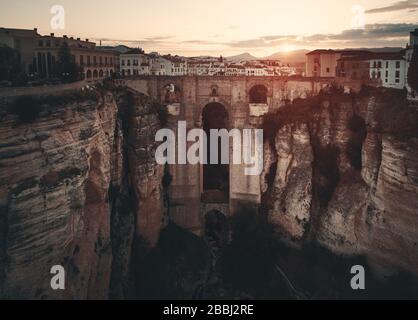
[245,66,266,76]
[164,55,187,76]
[150,55,171,76]
[225,64,246,76]
[139,62,150,75]
[120,48,150,76]
[369,53,406,89]
[278,65,297,76]
[190,62,212,76]
[209,62,226,76]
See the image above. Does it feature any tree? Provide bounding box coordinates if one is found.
[0,45,27,85]
[407,46,418,93]
[54,42,81,82]
[9,96,42,123]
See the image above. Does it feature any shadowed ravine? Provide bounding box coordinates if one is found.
[0,83,418,299]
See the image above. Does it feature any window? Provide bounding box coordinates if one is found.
[396,61,400,69]
[386,62,389,68]
[127,60,131,66]
[46,40,51,47]
[326,67,330,73]
[121,60,125,66]
[38,40,43,47]
[385,79,388,83]
[87,56,91,66]
[93,56,97,66]
[80,55,84,66]
[395,79,400,83]
[395,70,400,78]
[377,71,381,78]
[385,71,388,77]
[377,61,382,68]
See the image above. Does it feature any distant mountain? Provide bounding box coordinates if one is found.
[97,45,132,54]
[226,52,258,62]
[263,50,309,63]
[353,47,404,53]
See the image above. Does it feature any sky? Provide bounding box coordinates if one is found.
[0,0,417,57]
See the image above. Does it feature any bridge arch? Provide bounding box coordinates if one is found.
[201,102,230,202]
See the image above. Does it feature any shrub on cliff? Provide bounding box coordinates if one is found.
[262,97,322,146]
[9,96,42,123]
[152,102,169,127]
[0,45,27,85]
[262,111,280,145]
[347,114,367,170]
[313,143,340,207]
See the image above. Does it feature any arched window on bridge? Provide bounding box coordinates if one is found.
[86,70,92,79]
[249,85,268,104]
[163,84,181,104]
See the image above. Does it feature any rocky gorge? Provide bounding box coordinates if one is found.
[0,85,417,299]
[262,88,418,278]
[0,87,165,299]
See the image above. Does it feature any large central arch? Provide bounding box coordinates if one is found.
[201,102,229,203]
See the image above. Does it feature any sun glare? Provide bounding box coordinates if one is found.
[280,45,298,52]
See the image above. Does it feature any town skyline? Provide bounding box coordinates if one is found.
[1,0,418,57]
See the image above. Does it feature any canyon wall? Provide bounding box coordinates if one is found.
[263,90,418,276]
[0,88,164,299]
[0,83,417,299]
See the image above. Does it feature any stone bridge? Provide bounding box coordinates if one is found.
[118,76,335,235]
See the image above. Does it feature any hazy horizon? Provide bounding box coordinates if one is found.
[1,0,417,56]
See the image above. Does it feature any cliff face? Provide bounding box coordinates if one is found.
[263,90,418,276]
[0,89,164,299]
